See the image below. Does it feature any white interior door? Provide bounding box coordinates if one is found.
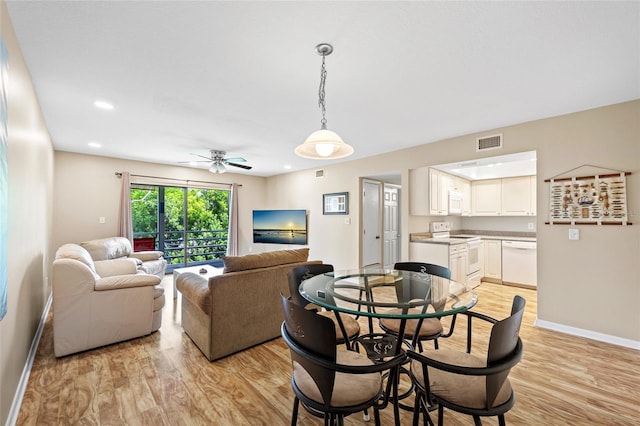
[383,185,400,269]
[362,181,381,267]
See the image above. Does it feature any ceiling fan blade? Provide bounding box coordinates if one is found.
[225,162,252,170]
[190,153,215,161]
[223,157,246,163]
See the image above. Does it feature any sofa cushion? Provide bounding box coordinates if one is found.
[81,237,133,261]
[223,248,310,273]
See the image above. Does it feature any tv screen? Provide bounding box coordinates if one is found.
[253,209,308,245]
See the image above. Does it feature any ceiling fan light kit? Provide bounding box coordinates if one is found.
[296,43,354,160]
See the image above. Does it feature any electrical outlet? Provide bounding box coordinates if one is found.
[99,217,106,224]
[344,217,351,225]
[527,223,534,230]
[569,228,580,240]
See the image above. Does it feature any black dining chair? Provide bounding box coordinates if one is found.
[280,294,405,426]
[407,295,526,426]
[287,264,360,349]
[379,262,457,351]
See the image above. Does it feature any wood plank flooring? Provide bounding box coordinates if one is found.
[17,278,640,425]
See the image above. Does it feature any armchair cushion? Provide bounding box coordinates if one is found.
[81,237,133,260]
[129,251,165,262]
[93,258,139,277]
[81,237,167,279]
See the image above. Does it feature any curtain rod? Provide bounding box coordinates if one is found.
[114,172,242,187]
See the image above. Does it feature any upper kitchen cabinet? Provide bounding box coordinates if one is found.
[410,167,460,216]
[429,168,451,215]
[471,179,502,215]
[501,176,536,216]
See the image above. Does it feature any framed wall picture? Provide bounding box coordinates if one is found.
[323,192,349,215]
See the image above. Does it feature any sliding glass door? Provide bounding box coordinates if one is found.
[131,184,229,271]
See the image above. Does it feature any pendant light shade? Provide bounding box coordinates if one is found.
[295,127,354,159]
[296,43,354,160]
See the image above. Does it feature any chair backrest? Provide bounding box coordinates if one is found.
[287,264,334,307]
[394,262,451,279]
[485,295,526,408]
[280,294,337,405]
[393,262,451,311]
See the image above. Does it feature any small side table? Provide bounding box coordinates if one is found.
[172,264,223,298]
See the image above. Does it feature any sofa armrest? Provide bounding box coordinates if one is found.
[175,272,210,312]
[94,258,140,277]
[95,274,161,291]
[129,251,165,261]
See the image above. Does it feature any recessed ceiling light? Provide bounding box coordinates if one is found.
[189,161,198,166]
[93,100,114,110]
[88,141,102,148]
[283,165,292,170]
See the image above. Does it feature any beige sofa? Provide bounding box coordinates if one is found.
[81,237,167,278]
[52,243,166,357]
[177,248,321,361]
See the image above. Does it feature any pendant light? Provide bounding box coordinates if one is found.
[295,43,354,160]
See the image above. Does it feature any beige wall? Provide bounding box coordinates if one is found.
[267,100,640,344]
[53,152,267,253]
[0,2,55,424]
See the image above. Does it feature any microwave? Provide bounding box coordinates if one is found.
[448,191,464,215]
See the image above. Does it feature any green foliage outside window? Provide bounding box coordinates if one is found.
[131,185,229,265]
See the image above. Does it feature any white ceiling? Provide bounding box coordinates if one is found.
[6,1,639,177]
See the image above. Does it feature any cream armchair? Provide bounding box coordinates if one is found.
[80,237,167,278]
[52,243,166,357]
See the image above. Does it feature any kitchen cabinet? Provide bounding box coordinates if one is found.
[429,168,451,216]
[471,179,502,215]
[409,241,467,285]
[483,239,502,281]
[409,167,455,216]
[471,176,536,217]
[449,243,468,284]
[501,176,536,216]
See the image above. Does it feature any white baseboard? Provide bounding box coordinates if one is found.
[6,294,52,426]
[535,318,640,350]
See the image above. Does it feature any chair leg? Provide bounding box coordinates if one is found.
[291,397,299,426]
[498,414,506,426]
[412,391,421,426]
[437,404,444,426]
[374,407,381,426]
[473,415,483,426]
[433,338,439,350]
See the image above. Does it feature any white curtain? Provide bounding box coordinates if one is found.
[227,183,239,256]
[118,171,133,242]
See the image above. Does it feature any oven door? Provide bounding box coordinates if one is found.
[466,240,481,274]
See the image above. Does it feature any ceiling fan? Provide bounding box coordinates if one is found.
[185,150,252,174]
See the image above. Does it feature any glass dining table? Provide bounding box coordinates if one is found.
[299,268,478,423]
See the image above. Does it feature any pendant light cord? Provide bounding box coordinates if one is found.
[318,54,327,129]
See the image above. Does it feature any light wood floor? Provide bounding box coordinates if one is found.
[17,277,640,425]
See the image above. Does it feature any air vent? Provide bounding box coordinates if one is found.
[315,169,325,178]
[476,134,503,151]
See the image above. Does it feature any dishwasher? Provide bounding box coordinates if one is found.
[501,240,537,287]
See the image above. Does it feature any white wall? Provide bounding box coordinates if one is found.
[0,2,54,424]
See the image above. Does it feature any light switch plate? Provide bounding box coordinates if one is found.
[569,228,579,240]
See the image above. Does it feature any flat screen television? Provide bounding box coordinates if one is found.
[252,209,308,245]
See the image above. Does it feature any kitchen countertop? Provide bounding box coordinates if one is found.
[411,231,536,244]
